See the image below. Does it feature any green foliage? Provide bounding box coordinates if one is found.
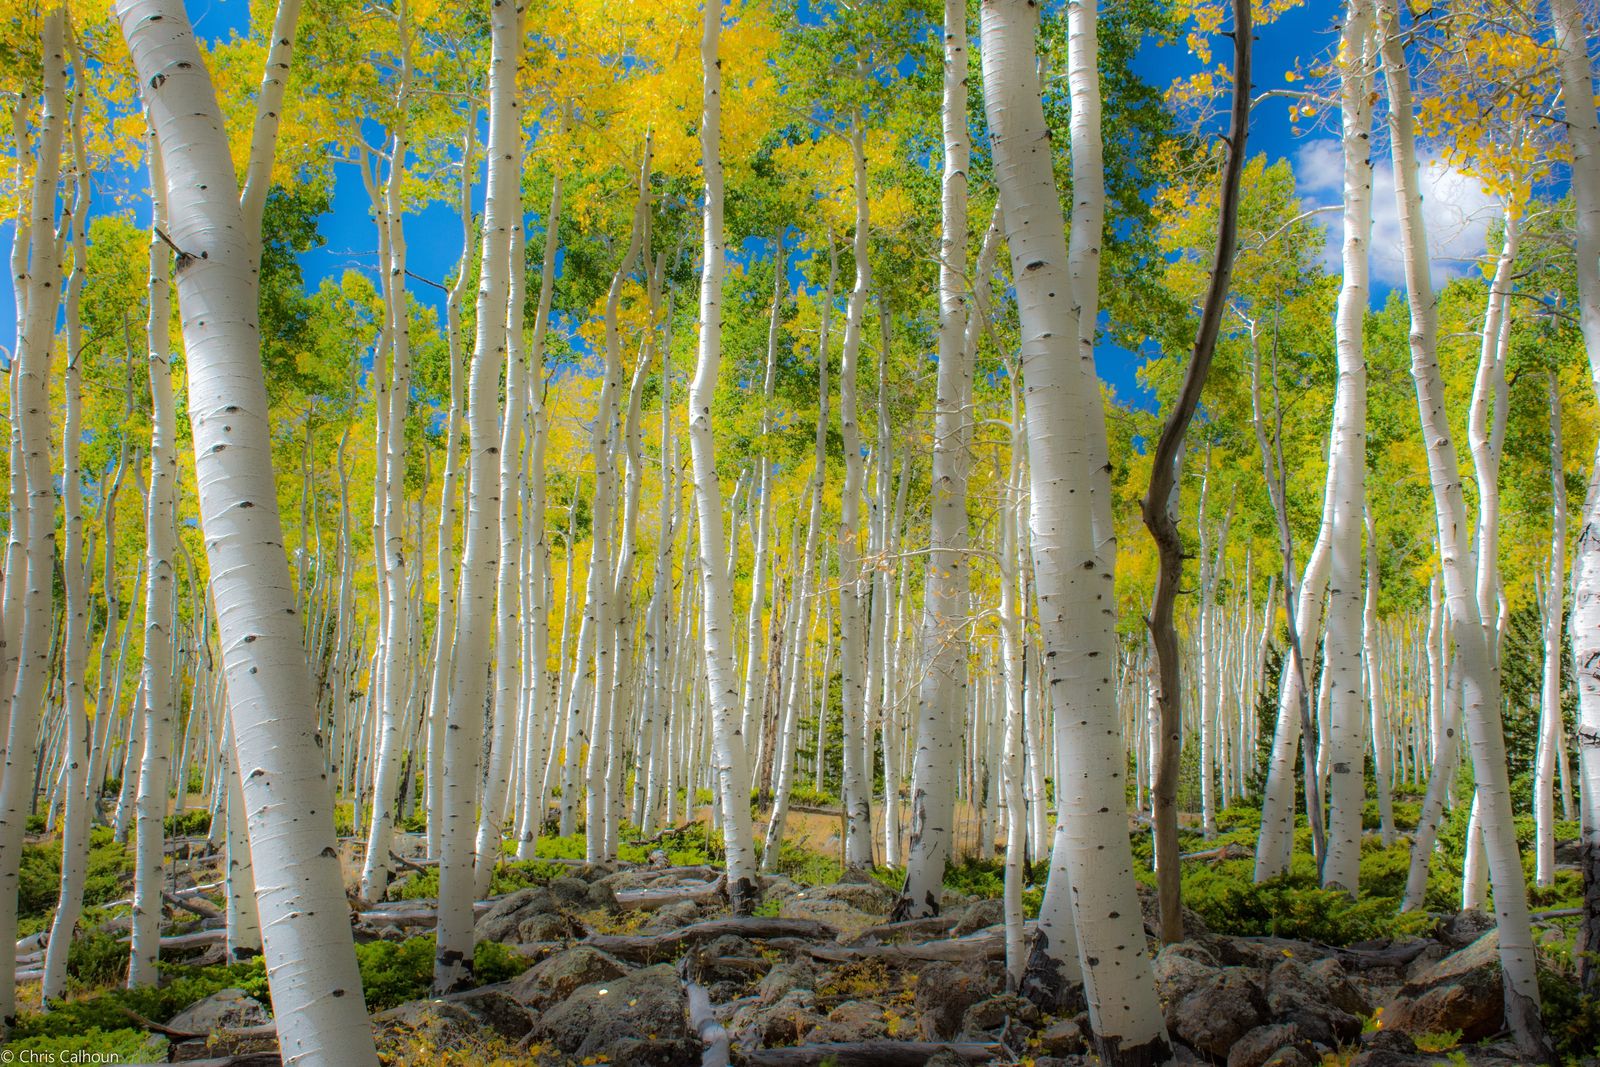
[17,960,267,1040]
[472,940,531,986]
[1178,840,1436,945]
[354,936,437,1012]
[1540,965,1600,1065]
[164,809,212,838]
[19,827,131,922]
[65,929,130,991]
[353,936,532,1011]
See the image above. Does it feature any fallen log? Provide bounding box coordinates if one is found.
[848,915,958,945]
[165,889,223,920]
[617,877,726,912]
[807,928,1012,965]
[583,917,841,962]
[744,1041,1002,1066]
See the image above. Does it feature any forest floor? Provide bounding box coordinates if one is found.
[7,795,1598,1066]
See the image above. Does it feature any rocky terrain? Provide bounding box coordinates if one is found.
[131,855,1556,1066]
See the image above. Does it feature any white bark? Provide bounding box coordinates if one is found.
[1548,0,1600,989]
[981,1,1170,1056]
[1376,1,1546,1050]
[837,92,874,868]
[691,0,759,910]
[117,0,379,1059]
[1321,0,1375,894]
[433,0,519,992]
[0,12,65,1030]
[41,52,91,1003]
[1536,374,1566,886]
[899,0,972,918]
[129,129,182,989]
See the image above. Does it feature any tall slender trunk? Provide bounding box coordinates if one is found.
[1536,374,1567,886]
[837,91,874,868]
[476,195,529,891]
[361,19,415,900]
[514,171,562,859]
[1377,2,1546,1052]
[0,11,66,1029]
[434,0,519,993]
[426,120,475,862]
[1548,0,1600,991]
[691,0,759,910]
[129,129,182,990]
[981,1,1170,1057]
[1320,0,1375,893]
[42,44,91,1002]
[1140,0,1252,941]
[898,0,971,918]
[117,0,378,1059]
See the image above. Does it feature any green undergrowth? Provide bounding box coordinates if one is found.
[18,827,131,933]
[13,934,528,1061]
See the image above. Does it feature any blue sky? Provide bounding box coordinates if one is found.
[0,2,1517,405]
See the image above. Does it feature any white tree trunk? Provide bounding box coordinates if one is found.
[432,0,520,992]
[0,11,65,1029]
[1536,374,1566,886]
[117,0,379,1059]
[129,130,182,989]
[899,0,971,918]
[1321,0,1375,894]
[690,0,759,910]
[1547,0,1600,989]
[1376,1,1546,1051]
[837,96,874,869]
[981,1,1170,1056]
[41,58,91,1003]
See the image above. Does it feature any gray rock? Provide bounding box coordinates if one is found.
[374,989,532,1047]
[515,910,580,942]
[529,962,689,1060]
[734,988,825,1046]
[951,898,1004,937]
[813,879,898,914]
[1382,929,1503,1041]
[758,958,821,1003]
[1437,909,1496,950]
[474,886,556,942]
[960,992,1040,1036]
[915,961,999,1039]
[1037,1014,1090,1056]
[168,988,271,1033]
[642,899,702,932]
[1167,967,1270,1059]
[1152,942,1221,1006]
[1226,1024,1315,1067]
[1266,957,1363,1045]
[805,999,889,1042]
[549,875,592,908]
[586,880,621,912]
[505,945,629,1010]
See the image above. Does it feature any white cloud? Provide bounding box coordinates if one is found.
[1292,138,1499,291]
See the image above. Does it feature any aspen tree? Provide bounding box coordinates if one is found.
[691,0,759,911]
[981,0,1171,1057]
[41,36,91,1002]
[1376,0,1547,1051]
[1548,0,1600,988]
[116,0,379,1058]
[899,0,971,919]
[0,11,66,1030]
[1320,0,1375,894]
[129,127,181,989]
